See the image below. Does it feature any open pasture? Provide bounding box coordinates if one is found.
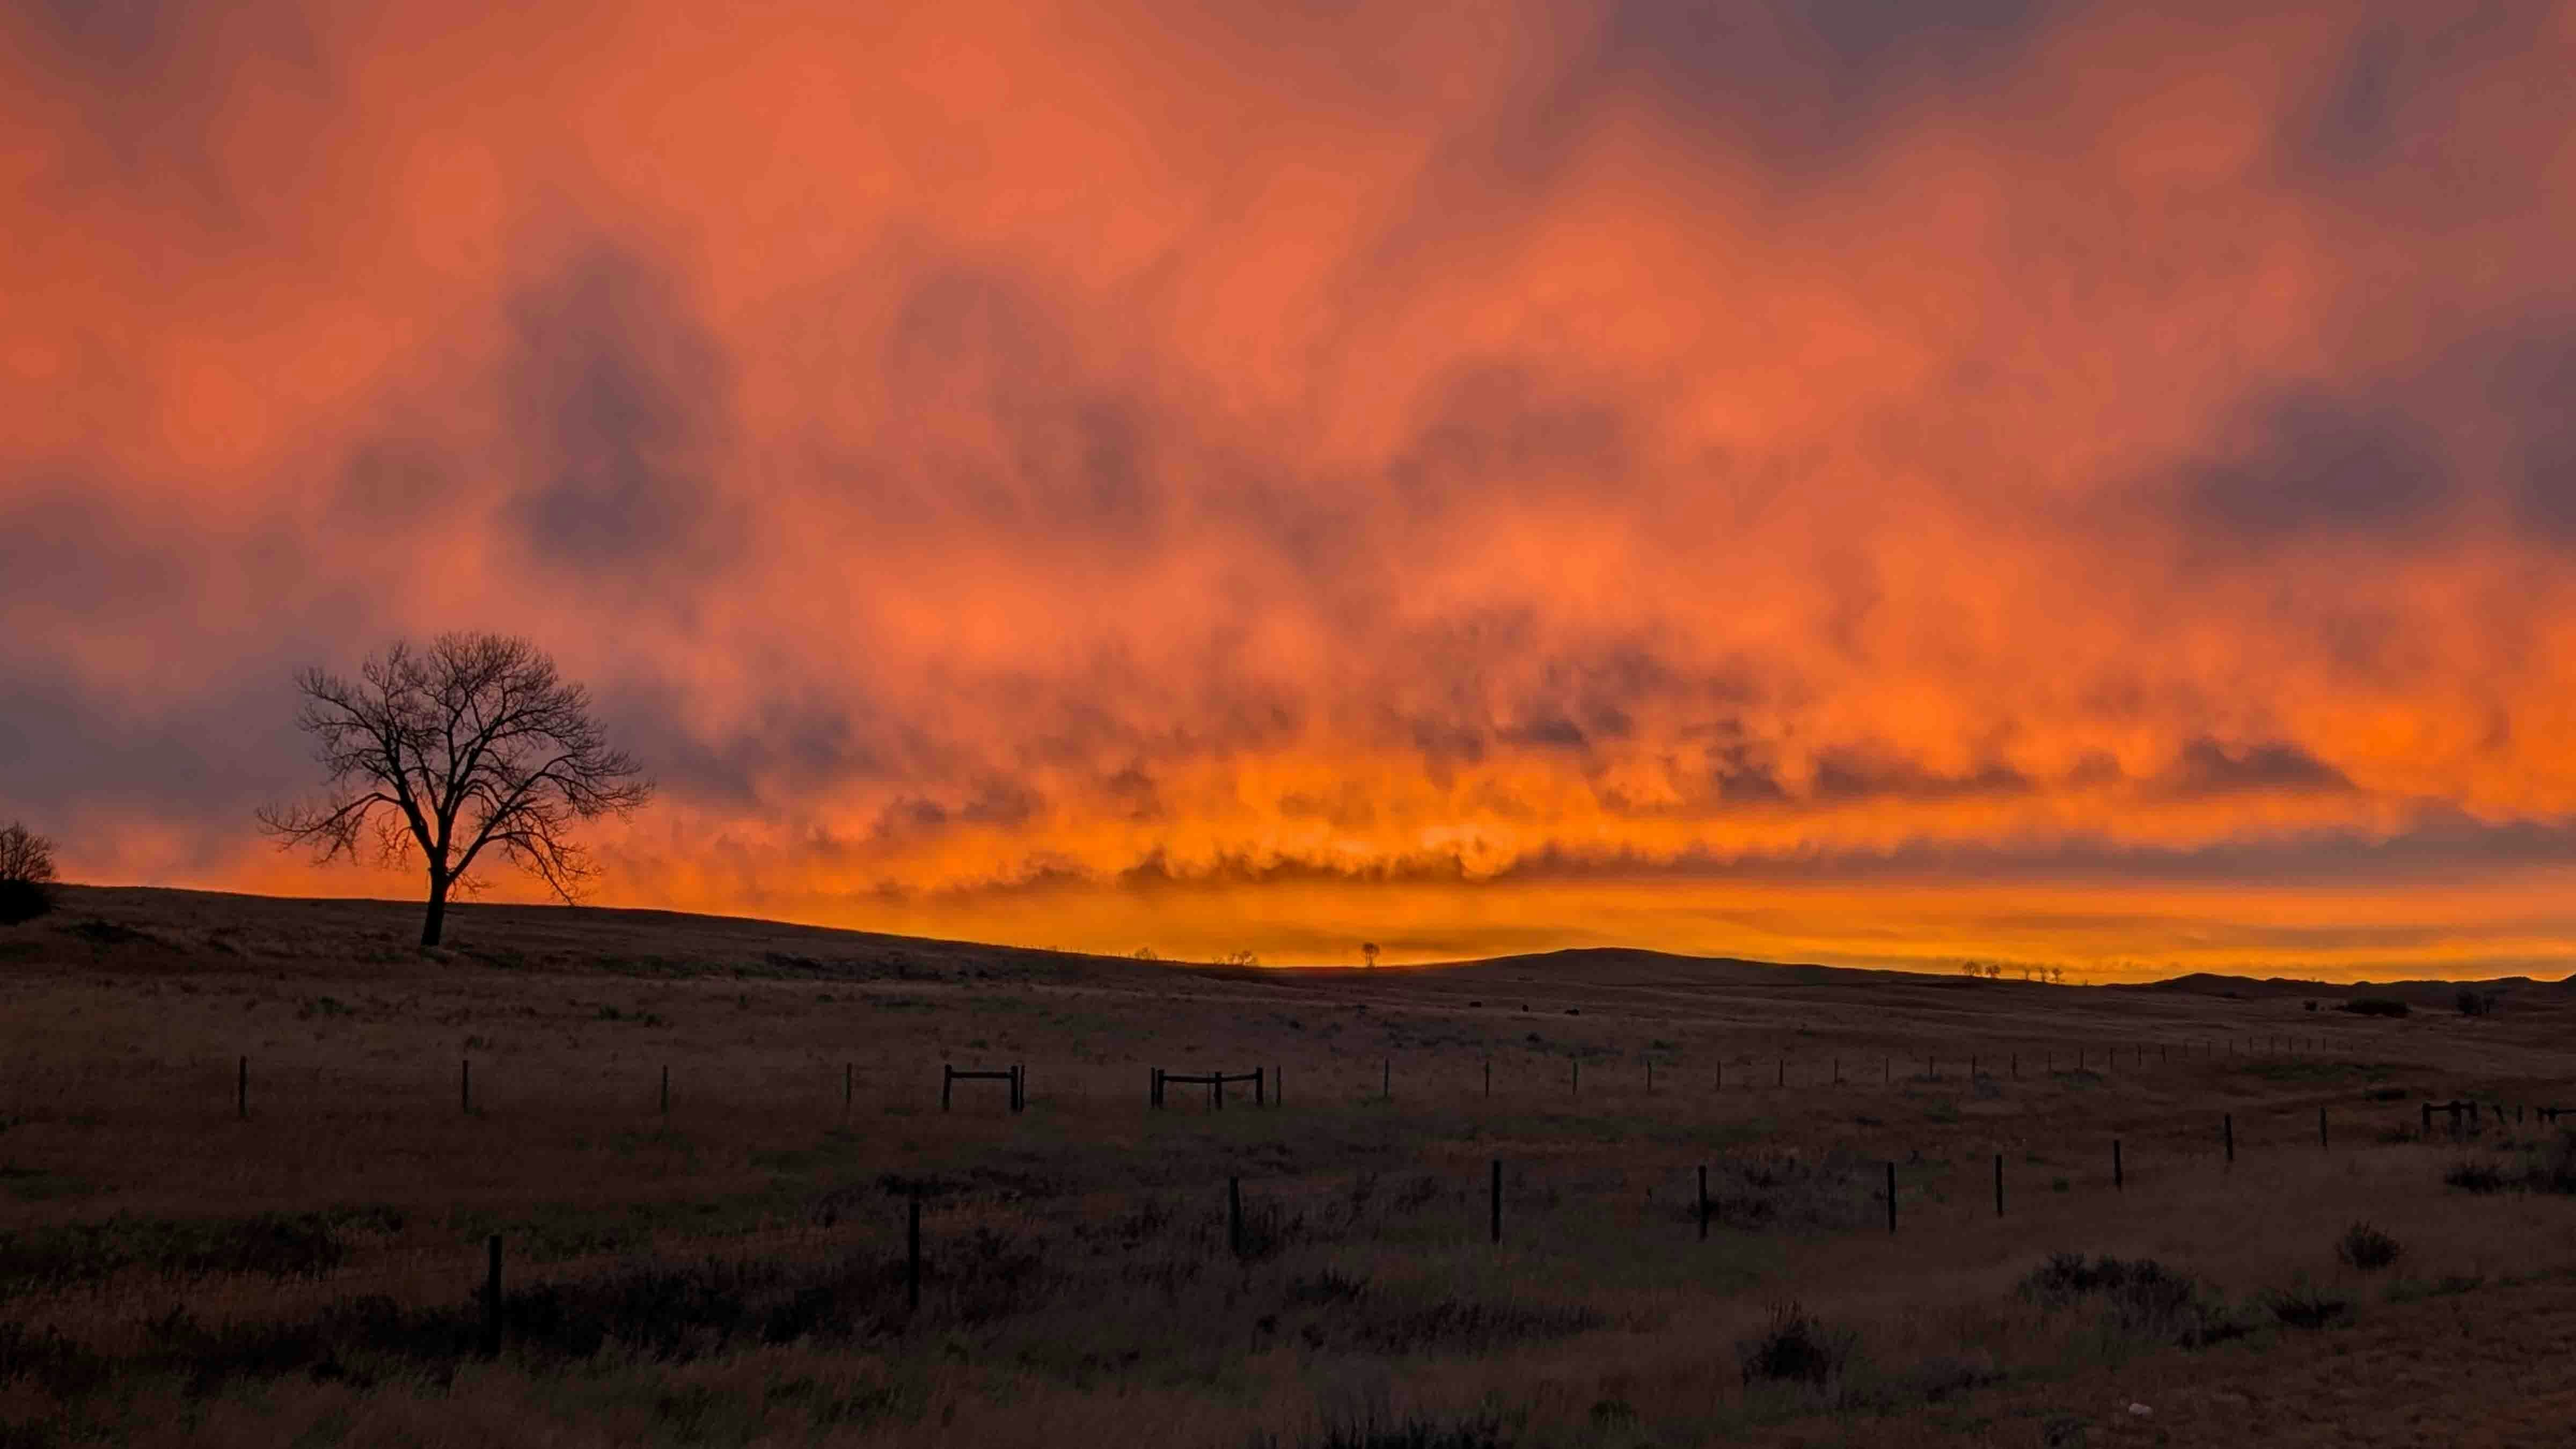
[5,887,2575,1447]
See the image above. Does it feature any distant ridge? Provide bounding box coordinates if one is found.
[19,884,2572,996]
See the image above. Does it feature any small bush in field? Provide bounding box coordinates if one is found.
[2018,1254,2241,1346]
[2445,1160,2506,1194]
[2336,1221,2401,1271]
[1736,1302,1858,1387]
[2268,1280,2350,1330]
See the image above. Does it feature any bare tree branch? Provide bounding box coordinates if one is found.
[259,633,655,946]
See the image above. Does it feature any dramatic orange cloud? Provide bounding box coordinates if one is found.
[9,1,2576,978]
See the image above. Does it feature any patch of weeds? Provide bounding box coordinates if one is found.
[1291,1410,1512,1448]
[1703,1151,1877,1233]
[2018,1254,2242,1348]
[1284,1269,1370,1306]
[0,1166,91,1204]
[0,1206,405,1298]
[1344,1298,1604,1355]
[2267,1279,2351,1330]
[1736,1302,1858,1387]
[2336,1221,2402,1272]
[1908,1351,2003,1402]
[2445,1160,2507,1194]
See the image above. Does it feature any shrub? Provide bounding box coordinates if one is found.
[1736,1302,1858,1387]
[2445,1160,2507,1194]
[2336,1221,2402,1271]
[2017,1254,2241,1347]
[2339,998,2409,1018]
[0,822,55,926]
[2268,1281,2350,1330]
[2456,990,2499,1017]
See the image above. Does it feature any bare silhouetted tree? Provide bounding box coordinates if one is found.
[0,821,57,924]
[259,634,653,947]
[1362,942,1380,969]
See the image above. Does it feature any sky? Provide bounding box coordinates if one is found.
[6,1,2576,980]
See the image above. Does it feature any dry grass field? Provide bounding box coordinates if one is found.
[4,885,2574,1447]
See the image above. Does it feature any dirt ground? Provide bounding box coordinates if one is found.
[3,885,2570,1446]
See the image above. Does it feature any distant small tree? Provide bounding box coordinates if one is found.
[1132,946,1160,962]
[1362,942,1380,969]
[0,821,57,924]
[2456,989,2499,1018]
[259,633,653,948]
[1216,948,1260,967]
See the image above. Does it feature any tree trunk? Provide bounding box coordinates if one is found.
[421,870,450,947]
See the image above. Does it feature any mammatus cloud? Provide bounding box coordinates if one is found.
[6,1,2576,977]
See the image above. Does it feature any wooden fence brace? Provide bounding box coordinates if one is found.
[482,1234,503,1359]
[2223,1113,2235,1165]
[2113,1138,2123,1190]
[1885,1162,1898,1234]
[1697,1165,1709,1241]
[1228,1176,1243,1260]
[906,1189,921,1313]
[1994,1153,2004,1218]
[1490,1160,1502,1244]
[237,1056,247,1121]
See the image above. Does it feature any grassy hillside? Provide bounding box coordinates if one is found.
[3,887,2574,1446]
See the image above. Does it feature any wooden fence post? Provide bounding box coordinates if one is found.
[1571,1058,1579,1096]
[2223,1113,2234,1166]
[2113,1138,2123,1190]
[1382,1058,1390,1103]
[1646,1060,1654,1093]
[1994,1153,2003,1218]
[1777,1059,1784,1088]
[461,1058,471,1116]
[843,1062,852,1119]
[481,1234,503,1359]
[237,1056,247,1121]
[2318,1106,2327,1149]
[660,1065,669,1116]
[1228,1176,1243,1260]
[1885,1162,1897,1234]
[1253,1067,1264,1108]
[1490,1160,1502,1244]
[1697,1165,1709,1241]
[1484,1058,1491,1099]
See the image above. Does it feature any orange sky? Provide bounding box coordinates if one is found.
[8,2,2576,979]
